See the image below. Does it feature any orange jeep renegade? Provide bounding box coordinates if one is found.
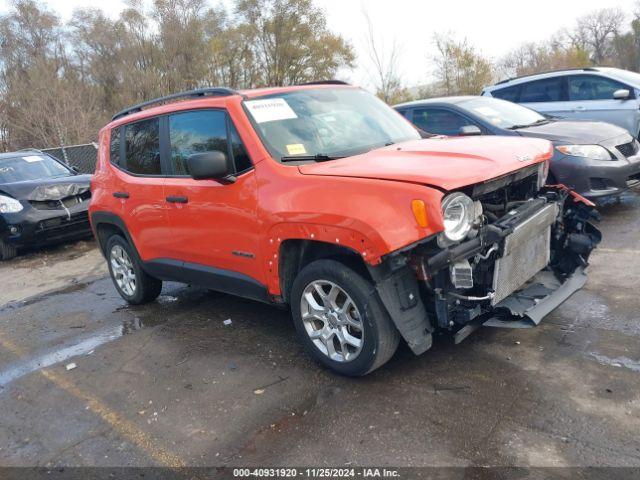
[90,82,601,376]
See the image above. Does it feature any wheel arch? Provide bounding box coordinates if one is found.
[277,239,373,304]
[90,212,142,263]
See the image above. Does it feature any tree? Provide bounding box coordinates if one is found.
[234,0,354,86]
[362,10,409,104]
[499,39,591,78]
[432,33,493,96]
[568,8,625,64]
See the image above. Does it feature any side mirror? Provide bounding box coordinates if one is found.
[613,89,631,100]
[71,166,80,173]
[459,125,482,136]
[187,151,232,181]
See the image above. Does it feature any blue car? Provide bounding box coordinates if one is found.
[395,96,640,200]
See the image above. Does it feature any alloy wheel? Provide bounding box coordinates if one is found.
[110,245,136,296]
[300,280,364,362]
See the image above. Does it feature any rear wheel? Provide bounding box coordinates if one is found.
[290,259,399,376]
[0,239,17,261]
[106,235,162,305]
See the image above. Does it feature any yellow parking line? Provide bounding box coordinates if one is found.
[0,333,185,467]
[597,248,640,254]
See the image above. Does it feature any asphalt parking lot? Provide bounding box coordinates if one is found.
[0,190,639,469]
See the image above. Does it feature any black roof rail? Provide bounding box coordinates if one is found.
[298,80,350,86]
[112,87,239,121]
[493,67,602,86]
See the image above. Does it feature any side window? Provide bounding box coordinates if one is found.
[492,85,520,102]
[229,122,252,173]
[124,118,161,175]
[412,108,477,136]
[520,77,565,103]
[569,75,629,101]
[109,127,120,166]
[169,110,227,176]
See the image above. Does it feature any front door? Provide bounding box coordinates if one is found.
[564,74,639,135]
[162,109,263,287]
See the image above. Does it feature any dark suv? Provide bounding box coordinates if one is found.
[0,150,92,260]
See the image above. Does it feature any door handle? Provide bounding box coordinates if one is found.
[166,195,189,204]
[113,191,130,199]
[574,106,586,111]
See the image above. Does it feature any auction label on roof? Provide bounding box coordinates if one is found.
[245,98,298,123]
[22,155,44,162]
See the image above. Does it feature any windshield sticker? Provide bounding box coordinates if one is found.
[22,155,44,163]
[286,144,307,155]
[245,98,298,124]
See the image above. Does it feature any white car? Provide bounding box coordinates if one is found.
[482,67,640,138]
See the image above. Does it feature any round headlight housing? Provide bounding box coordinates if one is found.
[440,192,474,243]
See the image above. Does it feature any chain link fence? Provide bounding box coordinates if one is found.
[41,143,98,174]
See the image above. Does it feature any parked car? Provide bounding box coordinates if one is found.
[0,150,92,260]
[482,67,640,138]
[395,96,640,199]
[90,83,600,376]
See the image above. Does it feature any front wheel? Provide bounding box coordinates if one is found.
[106,235,162,305]
[290,259,399,376]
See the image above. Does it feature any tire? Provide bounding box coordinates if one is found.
[106,235,162,305]
[290,259,400,376]
[0,239,18,261]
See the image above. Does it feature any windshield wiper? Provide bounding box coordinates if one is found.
[281,154,344,163]
[508,118,552,130]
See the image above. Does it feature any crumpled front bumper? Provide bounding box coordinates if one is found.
[1,201,91,248]
[484,266,587,328]
[430,186,600,342]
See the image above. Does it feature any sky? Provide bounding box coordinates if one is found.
[0,0,637,88]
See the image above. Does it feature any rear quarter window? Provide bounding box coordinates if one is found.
[109,128,121,166]
[491,85,520,102]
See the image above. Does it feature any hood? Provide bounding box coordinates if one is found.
[298,137,552,191]
[0,174,92,201]
[516,119,630,145]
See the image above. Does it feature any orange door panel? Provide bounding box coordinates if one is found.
[163,172,262,283]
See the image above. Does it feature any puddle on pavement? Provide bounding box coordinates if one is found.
[0,315,160,388]
[590,352,640,373]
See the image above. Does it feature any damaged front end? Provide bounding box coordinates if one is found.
[371,165,601,353]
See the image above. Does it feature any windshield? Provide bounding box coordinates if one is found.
[244,88,420,160]
[460,97,547,129]
[607,68,640,87]
[0,154,72,183]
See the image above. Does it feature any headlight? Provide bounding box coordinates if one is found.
[537,161,549,189]
[440,192,474,243]
[0,194,23,213]
[556,144,613,160]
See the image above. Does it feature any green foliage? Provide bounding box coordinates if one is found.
[0,0,354,150]
[432,33,493,96]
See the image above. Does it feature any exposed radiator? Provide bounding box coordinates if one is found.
[491,203,558,305]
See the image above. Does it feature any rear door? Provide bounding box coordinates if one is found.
[518,76,570,118]
[112,117,173,261]
[565,74,638,134]
[162,109,263,285]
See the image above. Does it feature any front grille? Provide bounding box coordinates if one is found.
[38,212,89,232]
[491,203,558,305]
[616,140,639,158]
